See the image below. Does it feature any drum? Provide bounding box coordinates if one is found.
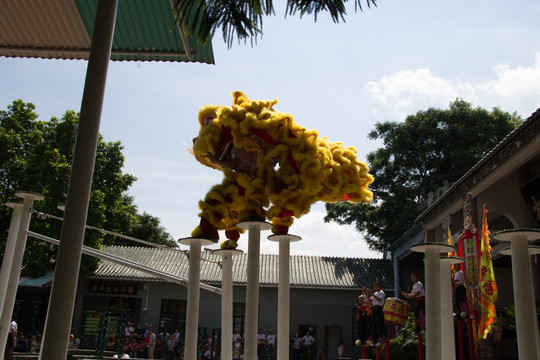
[383,297,410,328]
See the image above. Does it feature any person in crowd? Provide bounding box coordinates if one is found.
[125,322,134,338]
[266,329,276,359]
[135,323,145,338]
[14,332,28,353]
[69,334,80,349]
[203,344,212,359]
[371,281,386,344]
[129,337,139,358]
[337,341,344,358]
[233,337,242,360]
[147,328,157,359]
[356,286,374,345]
[291,333,302,360]
[453,266,468,317]
[30,334,40,353]
[5,316,17,360]
[301,330,315,360]
[256,328,266,359]
[166,334,176,360]
[233,328,242,344]
[137,338,146,358]
[401,272,425,332]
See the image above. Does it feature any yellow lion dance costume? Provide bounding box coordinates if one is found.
[190,91,374,248]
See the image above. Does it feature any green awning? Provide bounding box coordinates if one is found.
[18,271,54,288]
[0,0,214,64]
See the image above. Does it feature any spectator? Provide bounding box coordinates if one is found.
[129,338,139,358]
[233,337,242,360]
[147,328,156,359]
[337,341,344,358]
[134,323,145,338]
[69,334,80,349]
[257,329,266,359]
[266,329,276,359]
[291,333,302,360]
[301,330,315,360]
[233,328,242,344]
[121,337,131,354]
[5,316,17,360]
[166,334,176,360]
[125,322,134,338]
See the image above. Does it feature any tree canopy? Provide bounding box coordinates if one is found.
[325,99,522,252]
[0,100,175,277]
[173,0,377,46]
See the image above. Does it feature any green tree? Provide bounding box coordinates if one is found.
[325,99,521,252]
[0,100,175,277]
[174,0,377,46]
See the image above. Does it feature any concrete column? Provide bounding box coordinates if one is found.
[268,234,301,360]
[440,256,463,360]
[238,221,272,360]
[495,229,540,360]
[410,243,454,360]
[0,193,42,357]
[0,202,23,317]
[39,1,119,359]
[213,249,243,360]
[179,237,214,360]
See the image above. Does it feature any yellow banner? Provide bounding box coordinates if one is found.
[477,204,498,341]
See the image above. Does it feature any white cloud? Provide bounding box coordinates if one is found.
[366,52,540,120]
[480,52,540,98]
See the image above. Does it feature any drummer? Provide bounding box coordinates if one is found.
[371,281,386,344]
[400,272,425,333]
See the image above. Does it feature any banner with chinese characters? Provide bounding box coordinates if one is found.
[88,283,138,295]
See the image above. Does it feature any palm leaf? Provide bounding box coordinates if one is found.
[173,0,376,47]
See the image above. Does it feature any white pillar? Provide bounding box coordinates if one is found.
[268,234,301,360]
[495,229,540,360]
[410,243,454,360]
[238,221,272,360]
[0,192,43,357]
[179,237,214,360]
[213,249,243,360]
[39,1,119,359]
[0,202,23,317]
[440,256,463,360]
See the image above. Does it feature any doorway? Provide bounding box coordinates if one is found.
[325,326,342,360]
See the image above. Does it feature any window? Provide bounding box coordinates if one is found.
[233,302,246,335]
[159,299,187,333]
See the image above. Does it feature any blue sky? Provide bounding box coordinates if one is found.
[1,0,540,258]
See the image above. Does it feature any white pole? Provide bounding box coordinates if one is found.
[440,257,462,360]
[510,236,538,359]
[179,238,214,360]
[213,249,243,360]
[0,202,23,318]
[0,192,42,357]
[409,243,454,360]
[495,230,540,359]
[268,233,301,360]
[238,221,272,360]
[424,247,441,360]
[39,1,118,358]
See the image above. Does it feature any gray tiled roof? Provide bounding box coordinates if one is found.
[93,246,393,291]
